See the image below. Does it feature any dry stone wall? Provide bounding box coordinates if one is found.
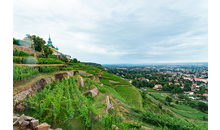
[13,70,76,113]
[13,114,62,130]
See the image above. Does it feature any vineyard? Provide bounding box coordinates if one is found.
[19,74,142,130]
[13,57,65,64]
[115,85,142,108]
[13,52,208,129]
[13,65,39,81]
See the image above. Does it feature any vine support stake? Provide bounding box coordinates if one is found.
[39,102,40,122]
[51,104,53,129]
[90,112,93,130]
[110,116,113,129]
[73,106,76,119]
[68,98,70,109]
[26,95,28,116]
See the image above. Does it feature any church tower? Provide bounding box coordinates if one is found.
[47,34,52,46]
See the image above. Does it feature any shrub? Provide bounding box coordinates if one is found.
[23,57,37,64]
[197,102,208,112]
[189,101,196,108]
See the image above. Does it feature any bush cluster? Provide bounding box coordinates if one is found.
[37,58,65,64]
[13,49,34,56]
[40,66,59,73]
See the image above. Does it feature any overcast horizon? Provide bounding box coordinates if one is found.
[13,0,208,64]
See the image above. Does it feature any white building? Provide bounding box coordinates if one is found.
[183,91,194,95]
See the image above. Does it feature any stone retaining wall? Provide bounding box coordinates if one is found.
[13,70,76,112]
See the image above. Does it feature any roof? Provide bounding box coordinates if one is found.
[153,87,157,89]
[183,76,192,79]
[198,93,208,97]
[154,84,162,88]
[194,78,208,82]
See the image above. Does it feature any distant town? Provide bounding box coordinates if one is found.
[104,63,208,102]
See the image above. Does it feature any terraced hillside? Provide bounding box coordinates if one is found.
[13,62,208,130]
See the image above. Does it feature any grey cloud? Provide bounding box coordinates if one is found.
[13,0,208,64]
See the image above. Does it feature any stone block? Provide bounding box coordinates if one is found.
[13,116,18,123]
[30,119,39,130]
[24,116,33,121]
[35,122,50,130]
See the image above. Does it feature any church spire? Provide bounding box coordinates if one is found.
[47,34,52,46]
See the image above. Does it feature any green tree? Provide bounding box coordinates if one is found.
[183,83,191,91]
[30,35,46,52]
[165,96,173,103]
[197,102,208,112]
[42,45,53,58]
[138,81,143,88]
[162,84,168,91]
[72,58,78,63]
[199,86,206,95]
[60,57,68,63]
[13,38,18,45]
[178,94,186,99]
[97,66,104,71]
[189,101,196,108]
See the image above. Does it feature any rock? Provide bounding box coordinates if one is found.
[35,123,51,130]
[18,118,24,125]
[31,118,36,120]
[94,115,102,120]
[24,116,33,121]
[30,119,39,129]
[20,120,29,128]
[112,125,119,130]
[13,116,18,123]
[55,128,62,130]
[16,102,25,112]
[90,87,98,97]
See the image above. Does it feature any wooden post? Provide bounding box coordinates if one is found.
[110,116,112,129]
[74,106,76,119]
[98,115,100,126]
[90,112,93,130]
[51,104,53,129]
[39,102,40,123]
[68,98,70,109]
[26,95,28,116]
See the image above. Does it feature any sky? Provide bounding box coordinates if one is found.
[13,0,208,64]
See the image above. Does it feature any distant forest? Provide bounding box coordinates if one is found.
[82,62,102,67]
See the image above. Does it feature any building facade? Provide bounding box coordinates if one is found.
[47,35,71,59]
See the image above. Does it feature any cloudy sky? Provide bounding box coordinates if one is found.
[13,0,208,64]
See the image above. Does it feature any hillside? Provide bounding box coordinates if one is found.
[13,47,208,130]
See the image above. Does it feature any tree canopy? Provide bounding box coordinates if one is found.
[30,35,46,52]
[42,45,53,58]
